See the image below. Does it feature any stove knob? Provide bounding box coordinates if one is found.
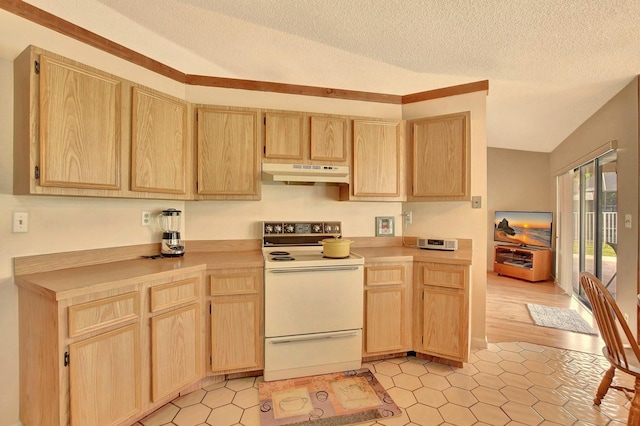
[274,225,282,233]
[265,225,273,233]
[313,224,322,233]
[334,224,340,233]
[285,224,295,233]
[324,224,331,233]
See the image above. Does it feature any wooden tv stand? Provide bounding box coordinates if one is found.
[494,245,551,282]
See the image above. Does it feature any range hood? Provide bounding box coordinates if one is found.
[262,163,349,184]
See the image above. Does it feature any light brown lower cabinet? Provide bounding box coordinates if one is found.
[208,268,264,374]
[414,262,470,365]
[363,262,412,357]
[17,267,205,426]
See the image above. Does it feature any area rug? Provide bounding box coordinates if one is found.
[258,368,401,426]
[526,303,598,335]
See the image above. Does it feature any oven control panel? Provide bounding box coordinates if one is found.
[263,221,341,236]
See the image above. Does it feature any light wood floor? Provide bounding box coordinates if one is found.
[486,272,604,354]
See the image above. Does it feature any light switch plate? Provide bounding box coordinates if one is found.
[471,196,481,209]
[13,211,29,233]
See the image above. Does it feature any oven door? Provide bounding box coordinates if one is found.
[264,265,364,337]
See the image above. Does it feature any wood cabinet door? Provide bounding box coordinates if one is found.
[410,112,470,201]
[264,111,304,159]
[210,295,262,373]
[38,55,121,190]
[131,87,188,195]
[352,120,401,197]
[421,287,466,361]
[310,116,347,162]
[365,287,405,354]
[197,108,260,198]
[150,304,200,402]
[69,324,141,426]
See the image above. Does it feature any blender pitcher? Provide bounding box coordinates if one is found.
[158,208,185,257]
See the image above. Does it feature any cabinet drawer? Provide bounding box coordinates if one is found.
[68,292,140,338]
[420,263,467,289]
[150,278,199,313]
[365,265,405,286]
[210,270,262,295]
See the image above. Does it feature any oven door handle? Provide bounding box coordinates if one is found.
[267,266,360,273]
[270,330,359,344]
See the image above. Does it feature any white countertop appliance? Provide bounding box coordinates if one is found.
[262,221,364,381]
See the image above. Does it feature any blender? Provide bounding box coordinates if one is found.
[159,208,185,257]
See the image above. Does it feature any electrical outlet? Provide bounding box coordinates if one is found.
[13,211,29,233]
[472,196,482,209]
[141,210,152,227]
[404,211,412,224]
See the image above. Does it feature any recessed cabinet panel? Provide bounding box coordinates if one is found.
[210,295,262,372]
[365,287,405,353]
[197,108,260,198]
[310,116,347,162]
[421,288,465,359]
[150,304,200,402]
[39,55,121,190]
[410,112,470,201]
[69,324,141,425]
[131,87,187,194]
[264,112,304,159]
[352,120,401,197]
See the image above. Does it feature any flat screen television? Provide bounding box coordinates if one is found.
[494,211,553,248]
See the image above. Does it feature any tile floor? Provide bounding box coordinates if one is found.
[135,342,632,426]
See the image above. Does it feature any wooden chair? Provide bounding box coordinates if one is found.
[579,272,640,425]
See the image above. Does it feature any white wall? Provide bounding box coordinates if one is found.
[402,92,488,350]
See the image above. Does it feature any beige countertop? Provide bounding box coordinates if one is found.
[15,242,471,301]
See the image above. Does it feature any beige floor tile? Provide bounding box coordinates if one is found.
[377,409,410,426]
[564,400,620,424]
[471,386,508,407]
[424,362,454,376]
[500,386,537,406]
[470,402,510,426]
[531,401,576,425]
[497,350,526,363]
[419,373,451,391]
[525,371,560,389]
[442,387,477,407]
[376,361,403,376]
[239,404,261,426]
[140,403,179,426]
[521,359,554,374]
[386,356,409,364]
[173,389,206,408]
[474,360,506,376]
[527,386,567,405]
[446,372,478,390]
[232,387,259,409]
[225,377,255,392]
[553,384,594,404]
[473,372,507,390]
[414,386,447,408]
[386,386,417,408]
[205,404,243,426]
[201,387,235,409]
[392,372,423,391]
[438,403,477,426]
[520,351,548,363]
[501,401,544,426]
[202,380,227,392]
[172,404,211,426]
[498,360,529,375]
[405,403,444,426]
[374,372,396,389]
[496,342,524,353]
[499,372,534,389]
[456,363,480,376]
[399,360,428,377]
[475,350,503,364]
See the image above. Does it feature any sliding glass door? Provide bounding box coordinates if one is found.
[571,151,617,303]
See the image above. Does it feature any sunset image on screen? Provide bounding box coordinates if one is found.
[494,211,553,248]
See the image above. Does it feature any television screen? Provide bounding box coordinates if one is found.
[494,211,553,248]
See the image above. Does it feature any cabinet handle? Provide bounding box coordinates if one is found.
[270,330,359,344]
[64,351,69,367]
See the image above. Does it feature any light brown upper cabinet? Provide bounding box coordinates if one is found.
[408,112,471,201]
[14,46,124,197]
[263,111,304,160]
[309,116,348,162]
[14,45,193,200]
[131,87,189,196]
[196,107,261,200]
[262,110,350,166]
[340,119,405,201]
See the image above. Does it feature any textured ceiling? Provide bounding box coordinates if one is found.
[16,0,640,152]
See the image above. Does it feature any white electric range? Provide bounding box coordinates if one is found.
[261,221,364,381]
